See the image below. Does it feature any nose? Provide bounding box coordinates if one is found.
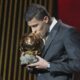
[32,29,37,34]
[31,28,36,33]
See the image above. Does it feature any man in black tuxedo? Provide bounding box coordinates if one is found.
[25,4,80,80]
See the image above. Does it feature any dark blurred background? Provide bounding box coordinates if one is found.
[0,0,80,80]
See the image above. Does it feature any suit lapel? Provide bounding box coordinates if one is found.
[45,30,57,50]
[42,21,60,57]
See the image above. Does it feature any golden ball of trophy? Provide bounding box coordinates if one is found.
[19,33,43,65]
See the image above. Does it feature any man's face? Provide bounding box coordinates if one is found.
[27,17,49,38]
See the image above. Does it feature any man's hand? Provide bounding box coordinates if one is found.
[27,56,49,69]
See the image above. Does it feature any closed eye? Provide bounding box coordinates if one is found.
[30,24,38,28]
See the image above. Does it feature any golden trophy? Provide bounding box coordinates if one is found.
[19,33,43,65]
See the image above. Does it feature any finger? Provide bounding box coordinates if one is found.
[28,63,38,67]
[36,55,41,59]
[35,66,39,68]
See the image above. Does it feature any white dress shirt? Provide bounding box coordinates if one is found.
[49,17,57,32]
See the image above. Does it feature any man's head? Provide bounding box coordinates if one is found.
[25,4,51,38]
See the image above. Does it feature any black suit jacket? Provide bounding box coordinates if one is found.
[30,20,80,80]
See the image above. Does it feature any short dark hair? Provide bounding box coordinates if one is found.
[25,4,50,22]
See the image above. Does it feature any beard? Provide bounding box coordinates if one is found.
[40,24,49,38]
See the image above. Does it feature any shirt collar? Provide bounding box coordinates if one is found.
[49,18,57,32]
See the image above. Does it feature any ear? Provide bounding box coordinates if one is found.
[43,16,49,23]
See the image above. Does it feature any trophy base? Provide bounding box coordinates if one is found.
[20,54,38,65]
